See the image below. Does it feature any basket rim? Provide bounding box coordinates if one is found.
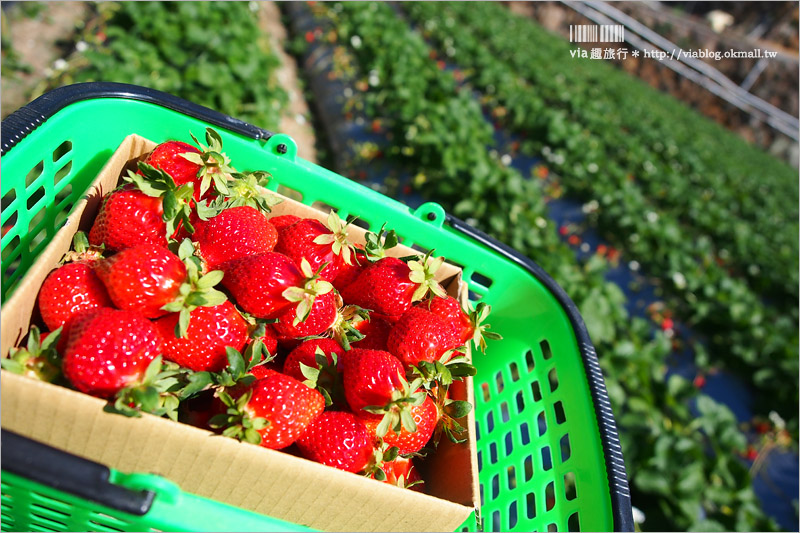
[1,82,634,532]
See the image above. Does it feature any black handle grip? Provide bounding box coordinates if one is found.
[1,82,275,155]
[1,429,155,516]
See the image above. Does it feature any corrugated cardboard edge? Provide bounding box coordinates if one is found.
[1,134,480,532]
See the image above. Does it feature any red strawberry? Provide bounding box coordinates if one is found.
[424,298,501,353]
[332,244,365,292]
[62,308,161,397]
[274,211,355,281]
[89,185,167,251]
[272,290,337,341]
[153,301,249,372]
[362,395,438,454]
[1,325,62,383]
[211,372,324,449]
[144,141,204,200]
[296,411,375,473]
[94,245,187,318]
[283,338,345,382]
[193,206,278,271]
[252,324,279,358]
[38,238,111,332]
[342,348,406,414]
[387,306,461,369]
[340,254,447,319]
[352,315,393,351]
[377,456,425,491]
[221,253,332,320]
[269,214,301,230]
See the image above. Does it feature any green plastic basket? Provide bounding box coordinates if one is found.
[1,430,314,532]
[1,83,633,532]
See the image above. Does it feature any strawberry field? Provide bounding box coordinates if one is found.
[2,2,798,532]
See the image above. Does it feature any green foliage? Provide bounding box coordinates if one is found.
[302,2,785,530]
[45,1,287,130]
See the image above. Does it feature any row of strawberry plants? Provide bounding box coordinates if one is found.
[408,2,799,310]
[403,1,798,424]
[296,3,779,531]
[44,1,287,131]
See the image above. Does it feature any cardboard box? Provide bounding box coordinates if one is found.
[1,135,480,532]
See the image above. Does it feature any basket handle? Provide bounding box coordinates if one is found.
[1,82,275,155]
[1,429,156,516]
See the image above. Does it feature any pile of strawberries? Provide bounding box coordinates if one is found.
[5,129,500,488]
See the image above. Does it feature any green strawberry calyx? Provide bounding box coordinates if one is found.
[1,325,63,383]
[299,346,344,407]
[61,232,104,264]
[126,162,196,239]
[181,128,236,198]
[363,376,427,438]
[195,170,283,220]
[282,258,334,326]
[362,442,400,481]
[181,341,274,401]
[313,210,357,266]
[407,251,448,302]
[209,388,269,445]
[107,356,189,422]
[362,223,399,263]
[468,302,503,354]
[329,301,369,351]
[161,239,229,338]
[431,382,473,446]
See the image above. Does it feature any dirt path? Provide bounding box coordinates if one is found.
[259,2,318,163]
[1,2,89,117]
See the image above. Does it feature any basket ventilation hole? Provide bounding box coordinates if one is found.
[564,472,577,501]
[489,441,498,464]
[479,480,485,506]
[350,217,370,231]
[2,235,21,262]
[568,512,580,532]
[525,349,535,371]
[554,400,566,424]
[25,161,44,189]
[89,520,124,532]
[30,514,67,530]
[495,371,505,394]
[520,421,530,445]
[537,411,547,437]
[311,200,337,214]
[531,380,542,402]
[27,186,45,212]
[31,503,69,519]
[507,465,517,490]
[542,445,553,471]
[524,454,535,482]
[508,500,518,529]
[54,161,73,186]
[515,390,525,413]
[547,522,558,532]
[486,410,495,432]
[492,510,501,532]
[541,339,553,360]
[471,271,493,290]
[2,187,16,210]
[491,473,500,499]
[52,141,72,162]
[548,367,559,393]
[275,185,303,203]
[90,512,129,526]
[560,434,572,463]
[509,361,520,381]
[545,481,556,512]
[477,450,483,472]
[467,289,484,303]
[504,431,513,454]
[481,382,491,402]
[526,492,536,519]
[410,242,431,256]
[500,401,510,423]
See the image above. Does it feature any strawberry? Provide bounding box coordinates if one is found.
[274,211,355,281]
[340,253,447,319]
[1,325,62,383]
[386,306,461,369]
[425,298,501,353]
[352,315,393,351]
[221,254,332,321]
[296,411,375,473]
[362,395,438,455]
[89,184,168,251]
[272,290,337,341]
[252,323,279,358]
[193,205,279,271]
[175,128,236,200]
[269,214,301,230]
[377,456,425,491]
[283,339,346,406]
[61,308,162,397]
[154,300,249,372]
[144,140,205,200]
[210,371,324,449]
[38,233,111,332]
[195,171,283,219]
[94,244,187,318]
[331,246,365,292]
